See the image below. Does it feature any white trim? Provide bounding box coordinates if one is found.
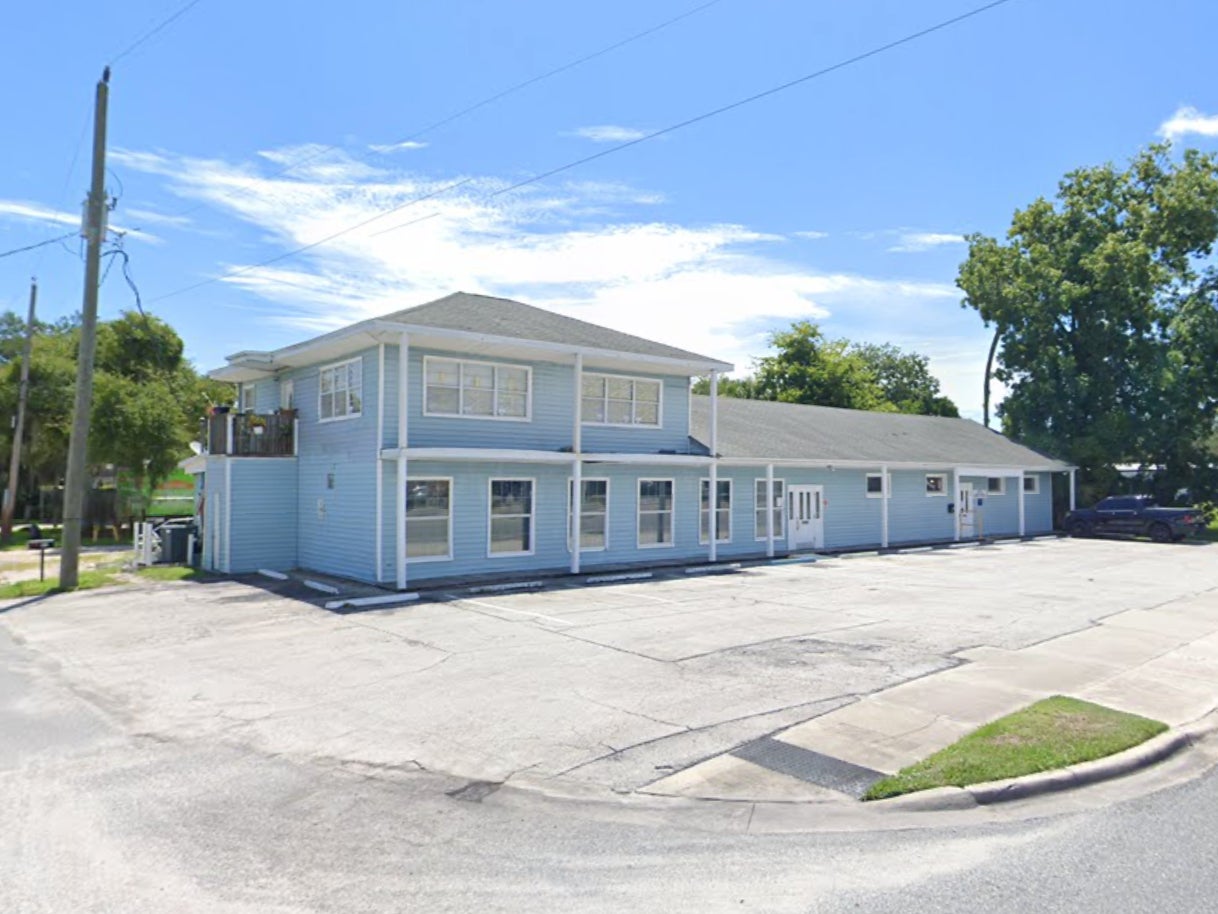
[925,472,948,496]
[637,477,676,549]
[375,343,384,582]
[239,381,256,412]
[406,476,454,563]
[566,476,609,553]
[223,458,232,574]
[1018,471,1026,537]
[487,477,536,558]
[880,465,890,549]
[985,476,1006,495]
[699,476,732,545]
[755,476,786,542]
[422,355,532,422]
[571,353,583,575]
[1022,474,1041,495]
[279,377,294,411]
[953,467,961,541]
[396,333,409,590]
[865,472,887,498]
[1069,469,1077,511]
[580,371,664,429]
[317,356,364,423]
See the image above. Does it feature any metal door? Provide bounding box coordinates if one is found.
[788,485,825,550]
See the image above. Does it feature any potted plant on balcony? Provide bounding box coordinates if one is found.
[247,415,267,436]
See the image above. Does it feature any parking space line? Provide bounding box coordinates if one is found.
[447,596,574,626]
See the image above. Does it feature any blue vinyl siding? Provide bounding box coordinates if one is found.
[579,374,692,454]
[887,470,956,544]
[227,459,298,572]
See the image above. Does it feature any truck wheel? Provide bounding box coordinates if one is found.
[1149,522,1172,543]
[1067,520,1091,538]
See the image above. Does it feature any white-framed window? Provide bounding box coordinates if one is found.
[1023,474,1040,495]
[699,478,732,543]
[488,478,534,556]
[240,381,257,412]
[279,378,295,411]
[318,357,363,422]
[986,477,1006,495]
[926,473,947,496]
[406,478,452,562]
[637,479,674,548]
[567,478,609,552]
[755,479,786,540]
[581,373,662,427]
[424,357,531,421]
[865,473,887,498]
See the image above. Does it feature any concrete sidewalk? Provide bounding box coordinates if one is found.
[646,588,1218,801]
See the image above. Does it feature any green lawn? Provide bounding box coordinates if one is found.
[864,695,1167,801]
[0,524,125,551]
[0,570,120,600]
[135,566,204,582]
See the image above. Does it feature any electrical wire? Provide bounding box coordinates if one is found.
[0,232,80,261]
[163,0,730,220]
[148,0,1018,304]
[109,0,205,66]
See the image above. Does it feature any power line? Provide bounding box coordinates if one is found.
[0,232,80,261]
[109,0,205,66]
[163,0,729,220]
[148,0,1018,305]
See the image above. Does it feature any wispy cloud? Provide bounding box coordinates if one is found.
[793,230,828,240]
[887,232,965,253]
[368,140,429,154]
[0,198,159,243]
[125,207,192,228]
[1157,105,1218,141]
[566,125,649,143]
[114,145,972,404]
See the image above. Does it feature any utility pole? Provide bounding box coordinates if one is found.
[60,67,111,589]
[1,279,37,543]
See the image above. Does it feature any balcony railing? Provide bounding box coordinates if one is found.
[201,411,297,457]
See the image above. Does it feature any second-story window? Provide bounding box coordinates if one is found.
[581,374,662,427]
[424,357,531,420]
[319,358,362,422]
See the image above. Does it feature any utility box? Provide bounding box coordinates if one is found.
[159,525,191,564]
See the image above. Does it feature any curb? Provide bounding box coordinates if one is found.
[875,715,1218,812]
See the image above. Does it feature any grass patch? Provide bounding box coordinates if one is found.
[863,696,1167,800]
[0,570,120,599]
[136,565,203,582]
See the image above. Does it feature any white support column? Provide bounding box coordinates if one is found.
[225,413,234,455]
[571,352,583,575]
[1069,469,1077,511]
[374,342,385,582]
[1018,471,1026,537]
[953,467,961,541]
[708,370,719,563]
[765,463,775,558]
[880,464,890,549]
[395,332,409,590]
[223,457,233,573]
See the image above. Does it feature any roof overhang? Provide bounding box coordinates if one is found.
[208,318,732,382]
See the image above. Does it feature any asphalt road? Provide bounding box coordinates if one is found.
[3,625,1217,913]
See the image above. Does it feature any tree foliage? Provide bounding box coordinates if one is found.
[694,320,958,417]
[957,144,1218,501]
[0,311,229,499]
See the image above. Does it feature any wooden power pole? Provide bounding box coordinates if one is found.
[60,67,111,589]
[1,279,37,542]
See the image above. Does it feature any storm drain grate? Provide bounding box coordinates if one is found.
[731,736,884,798]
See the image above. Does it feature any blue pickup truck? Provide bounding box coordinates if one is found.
[1064,495,1206,543]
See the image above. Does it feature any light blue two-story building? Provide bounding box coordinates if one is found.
[193,293,1074,590]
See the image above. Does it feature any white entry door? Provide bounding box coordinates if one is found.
[788,485,825,550]
[958,482,976,538]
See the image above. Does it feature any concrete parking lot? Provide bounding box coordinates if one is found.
[3,537,1217,800]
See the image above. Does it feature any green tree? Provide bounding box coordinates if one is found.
[957,145,1218,501]
[695,321,958,416]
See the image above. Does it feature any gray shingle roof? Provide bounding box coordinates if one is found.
[690,395,1069,468]
[380,292,726,366]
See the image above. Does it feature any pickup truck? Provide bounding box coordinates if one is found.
[1064,495,1206,542]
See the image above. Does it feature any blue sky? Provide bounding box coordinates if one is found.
[3,0,1218,419]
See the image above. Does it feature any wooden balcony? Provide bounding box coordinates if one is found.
[202,411,297,457]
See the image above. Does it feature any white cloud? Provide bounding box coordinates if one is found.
[125,207,192,228]
[1157,105,1218,141]
[368,140,429,154]
[567,125,649,143]
[114,145,979,407]
[0,198,159,243]
[887,232,966,253]
[793,230,828,240]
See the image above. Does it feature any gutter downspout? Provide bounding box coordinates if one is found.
[571,352,583,575]
[396,332,409,590]
[708,370,719,563]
